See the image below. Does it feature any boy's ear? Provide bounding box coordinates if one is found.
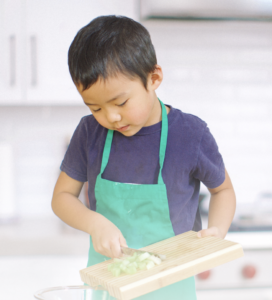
[148,65,163,91]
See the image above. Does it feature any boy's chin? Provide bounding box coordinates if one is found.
[116,126,141,137]
[117,130,135,137]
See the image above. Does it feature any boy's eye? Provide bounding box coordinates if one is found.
[91,99,128,112]
[118,100,128,107]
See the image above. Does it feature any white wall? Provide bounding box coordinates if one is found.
[0,105,89,216]
[149,20,272,205]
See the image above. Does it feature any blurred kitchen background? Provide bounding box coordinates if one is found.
[1,0,272,299]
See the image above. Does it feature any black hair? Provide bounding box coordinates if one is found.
[68,15,157,91]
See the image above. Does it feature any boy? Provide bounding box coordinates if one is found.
[52,15,236,300]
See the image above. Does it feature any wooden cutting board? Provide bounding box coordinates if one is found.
[80,230,244,300]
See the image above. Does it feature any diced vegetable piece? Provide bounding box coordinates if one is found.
[146,261,155,270]
[127,254,137,262]
[112,268,121,277]
[115,263,122,270]
[120,264,127,272]
[125,266,137,275]
[139,252,150,262]
[138,261,147,270]
[129,262,138,268]
[122,260,130,266]
[107,251,164,277]
[149,255,162,265]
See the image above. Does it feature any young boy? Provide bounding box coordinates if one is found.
[52,15,236,300]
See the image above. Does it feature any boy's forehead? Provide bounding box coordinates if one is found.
[77,73,142,101]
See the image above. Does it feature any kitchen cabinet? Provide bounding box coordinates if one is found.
[0,0,24,104]
[0,0,139,105]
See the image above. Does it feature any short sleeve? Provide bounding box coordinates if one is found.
[60,117,88,182]
[193,126,225,188]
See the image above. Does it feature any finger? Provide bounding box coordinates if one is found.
[97,243,112,258]
[110,240,122,259]
[119,234,128,248]
[197,227,217,238]
[197,229,212,238]
[201,229,210,238]
[119,235,128,258]
[196,230,203,238]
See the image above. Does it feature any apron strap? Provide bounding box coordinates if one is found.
[100,129,114,174]
[158,99,168,185]
[100,99,168,185]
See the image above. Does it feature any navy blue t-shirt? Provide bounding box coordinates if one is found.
[60,105,225,234]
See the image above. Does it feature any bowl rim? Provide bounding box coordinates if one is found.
[34,285,106,299]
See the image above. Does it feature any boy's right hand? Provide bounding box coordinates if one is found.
[90,213,127,259]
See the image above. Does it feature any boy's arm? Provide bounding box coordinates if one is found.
[197,169,236,239]
[51,171,127,258]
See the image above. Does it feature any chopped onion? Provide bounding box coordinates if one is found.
[112,268,121,277]
[120,264,127,272]
[138,261,147,270]
[125,266,137,274]
[138,252,150,262]
[122,260,130,266]
[107,251,163,277]
[146,261,155,270]
[149,255,162,265]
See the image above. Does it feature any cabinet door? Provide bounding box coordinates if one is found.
[25,0,139,105]
[0,0,25,104]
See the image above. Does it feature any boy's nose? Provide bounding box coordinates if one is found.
[106,112,121,123]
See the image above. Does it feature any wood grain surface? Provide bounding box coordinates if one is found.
[80,231,244,300]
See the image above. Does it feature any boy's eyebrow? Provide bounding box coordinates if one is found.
[84,92,127,105]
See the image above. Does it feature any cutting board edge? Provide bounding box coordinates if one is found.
[118,243,244,300]
[79,268,123,300]
[80,270,123,299]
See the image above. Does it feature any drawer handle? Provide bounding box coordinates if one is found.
[9,35,16,86]
[30,35,37,86]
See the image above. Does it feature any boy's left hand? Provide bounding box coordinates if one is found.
[196,226,223,239]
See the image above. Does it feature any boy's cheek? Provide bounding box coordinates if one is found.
[92,115,109,129]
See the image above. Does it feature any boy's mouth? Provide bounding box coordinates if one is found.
[116,125,130,132]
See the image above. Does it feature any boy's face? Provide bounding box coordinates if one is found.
[76,67,163,136]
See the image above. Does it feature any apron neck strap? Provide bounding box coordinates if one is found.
[158,98,168,184]
[100,129,114,174]
[100,99,168,185]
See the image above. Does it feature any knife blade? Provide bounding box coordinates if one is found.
[121,246,166,261]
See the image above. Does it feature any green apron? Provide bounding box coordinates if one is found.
[87,100,197,300]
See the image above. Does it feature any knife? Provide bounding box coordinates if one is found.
[121,246,166,261]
